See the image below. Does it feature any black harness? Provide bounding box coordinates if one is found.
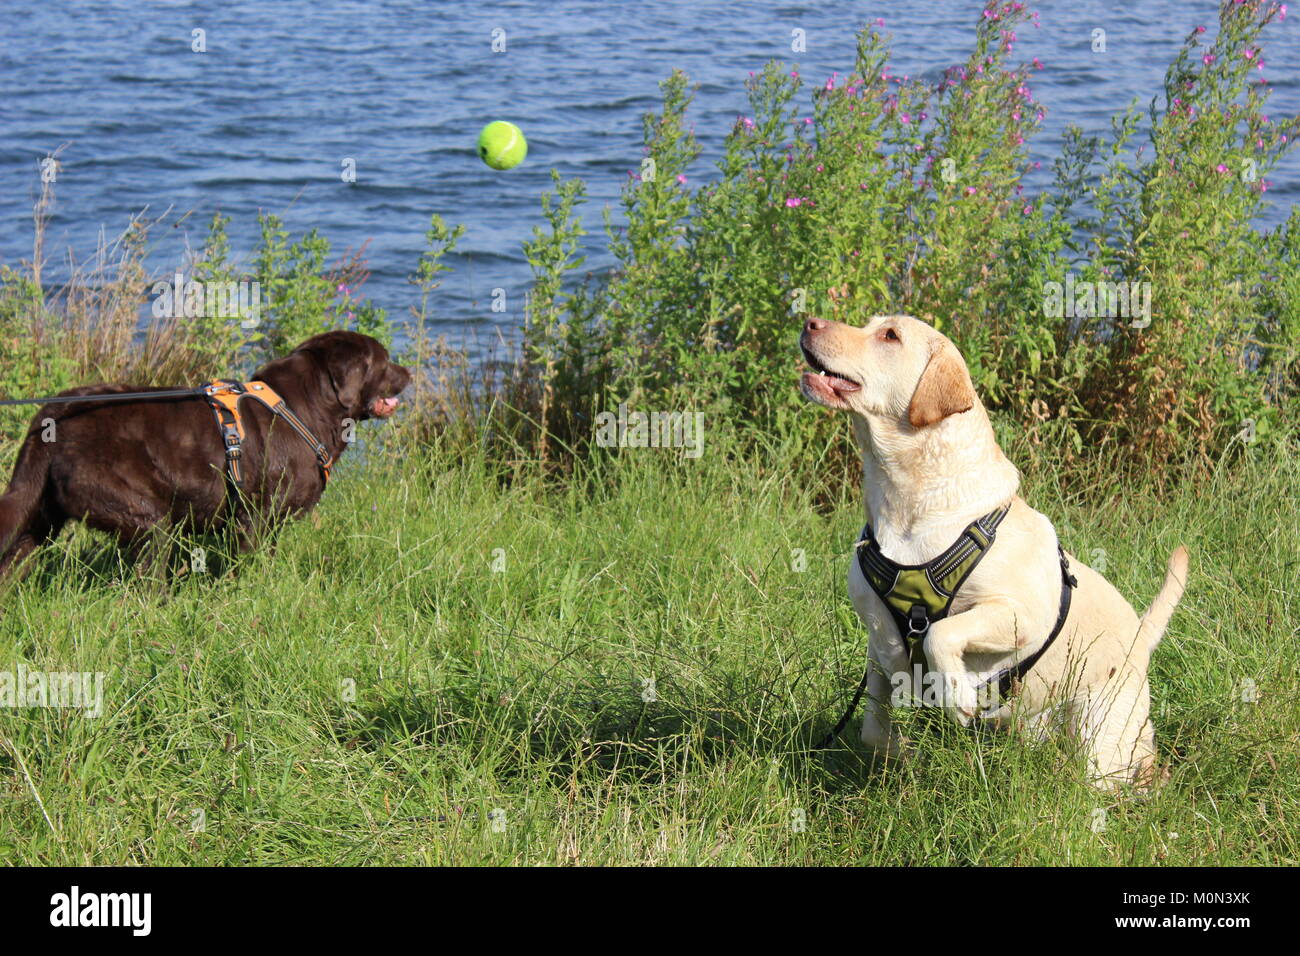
[816,502,1078,748]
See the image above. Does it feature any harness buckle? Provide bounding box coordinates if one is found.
[904,606,935,650]
[904,604,931,670]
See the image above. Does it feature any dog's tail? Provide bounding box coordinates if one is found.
[0,429,54,560]
[1137,545,1190,654]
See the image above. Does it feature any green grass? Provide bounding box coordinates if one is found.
[0,423,1296,865]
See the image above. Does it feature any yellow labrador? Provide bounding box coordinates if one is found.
[800,314,1188,788]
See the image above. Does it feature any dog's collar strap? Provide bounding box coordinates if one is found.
[855,501,1013,665]
[202,380,335,490]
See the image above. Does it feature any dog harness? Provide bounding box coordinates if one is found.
[816,501,1078,748]
[202,380,334,488]
[0,379,335,492]
[857,502,1014,668]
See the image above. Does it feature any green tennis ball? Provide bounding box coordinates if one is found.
[477,121,527,170]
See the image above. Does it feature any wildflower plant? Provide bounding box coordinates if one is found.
[504,0,1297,475]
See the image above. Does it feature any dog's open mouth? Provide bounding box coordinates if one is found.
[370,396,400,418]
[800,344,861,402]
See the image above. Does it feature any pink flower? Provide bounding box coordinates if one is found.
[676,174,687,184]
[785,197,802,207]
[1032,57,1043,69]
[1202,53,1215,65]
[901,113,911,123]
[965,186,977,195]
[1216,164,1229,173]
[1022,205,1032,215]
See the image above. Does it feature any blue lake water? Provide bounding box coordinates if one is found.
[3,0,1297,352]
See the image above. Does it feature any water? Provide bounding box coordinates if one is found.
[2,0,1297,351]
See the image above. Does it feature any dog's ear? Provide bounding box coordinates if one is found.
[326,350,368,411]
[302,337,371,411]
[908,341,976,428]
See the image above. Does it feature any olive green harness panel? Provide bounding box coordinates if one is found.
[855,503,1011,664]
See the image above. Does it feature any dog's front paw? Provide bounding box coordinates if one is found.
[932,670,978,727]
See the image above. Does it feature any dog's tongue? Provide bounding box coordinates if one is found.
[371,396,399,417]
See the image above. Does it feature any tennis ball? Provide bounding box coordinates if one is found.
[477,121,527,170]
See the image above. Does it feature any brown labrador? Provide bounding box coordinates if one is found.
[0,330,410,576]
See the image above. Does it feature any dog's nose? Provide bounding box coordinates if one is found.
[804,316,827,334]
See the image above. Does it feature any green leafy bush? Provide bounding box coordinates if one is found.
[497,0,1298,478]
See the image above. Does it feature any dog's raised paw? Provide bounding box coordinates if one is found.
[935,671,978,728]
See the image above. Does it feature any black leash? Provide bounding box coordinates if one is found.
[814,661,875,751]
[815,546,1077,750]
[0,388,205,406]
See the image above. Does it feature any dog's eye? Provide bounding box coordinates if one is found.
[882,327,900,343]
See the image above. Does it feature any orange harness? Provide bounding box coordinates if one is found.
[202,380,334,488]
